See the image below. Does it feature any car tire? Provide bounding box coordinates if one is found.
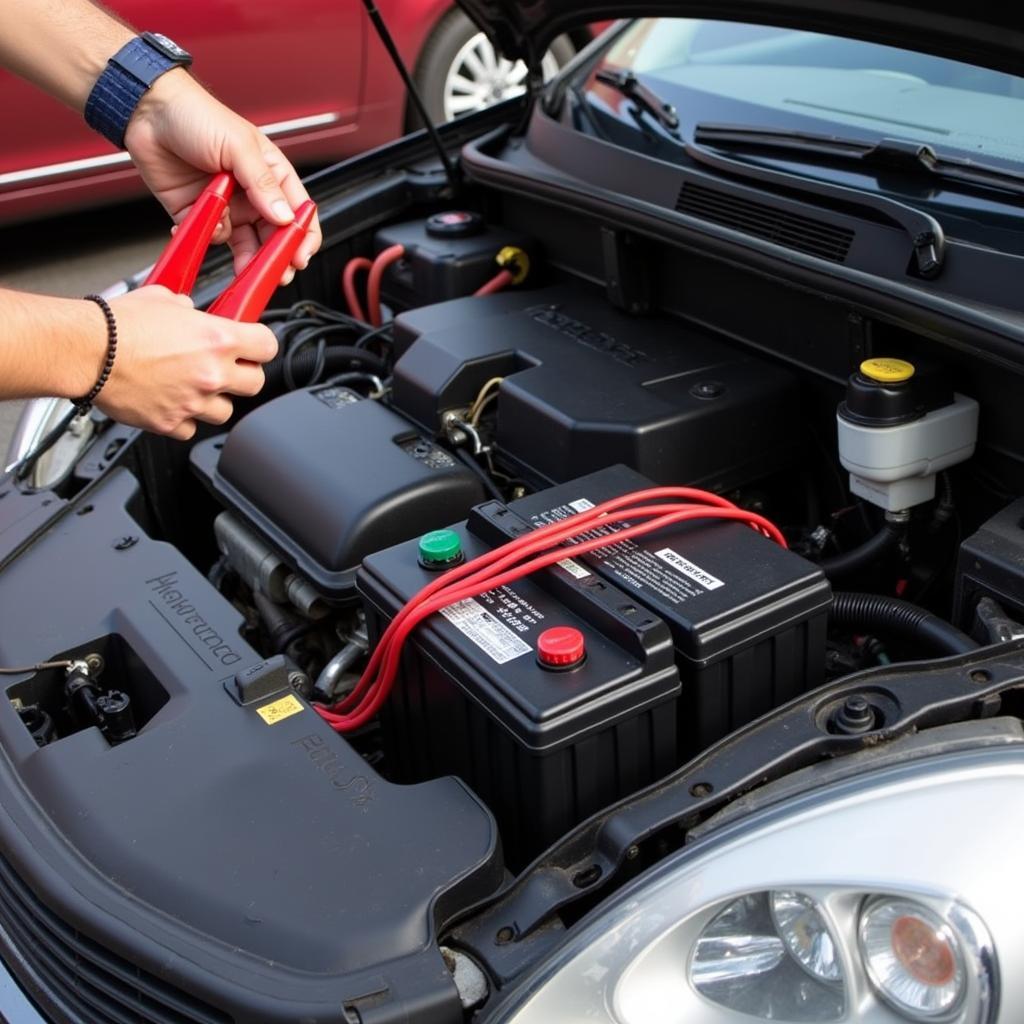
[412,9,575,125]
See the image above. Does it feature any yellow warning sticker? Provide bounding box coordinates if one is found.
[256,693,304,725]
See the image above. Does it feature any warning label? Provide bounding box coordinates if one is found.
[440,595,534,664]
[589,541,713,605]
[256,693,305,725]
[525,496,729,606]
[654,548,724,590]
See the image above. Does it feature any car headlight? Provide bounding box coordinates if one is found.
[690,890,845,1021]
[490,745,1015,1024]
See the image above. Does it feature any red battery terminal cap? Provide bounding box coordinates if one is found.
[537,626,586,668]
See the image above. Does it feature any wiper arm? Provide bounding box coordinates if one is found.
[595,68,680,132]
[695,123,1024,200]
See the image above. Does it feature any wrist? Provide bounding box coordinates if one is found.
[53,298,110,401]
[73,25,136,109]
[130,66,195,123]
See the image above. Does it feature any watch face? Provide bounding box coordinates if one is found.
[143,32,193,65]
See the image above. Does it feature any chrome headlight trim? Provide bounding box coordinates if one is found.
[948,900,999,1024]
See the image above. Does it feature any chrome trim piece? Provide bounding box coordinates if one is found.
[260,111,340,137]
[0,112,340,190]
[0,151,132,188]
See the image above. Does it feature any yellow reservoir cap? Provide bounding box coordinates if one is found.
[860,357,915,383]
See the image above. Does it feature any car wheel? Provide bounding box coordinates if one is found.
[414,10,575,124]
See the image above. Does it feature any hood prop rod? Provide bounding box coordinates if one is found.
[359,0,460,193]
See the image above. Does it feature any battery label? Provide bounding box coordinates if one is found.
[654,548,724,590]
[440,597,533,664]
[525,497,727,606]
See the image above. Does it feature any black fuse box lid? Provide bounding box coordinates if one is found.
[505,466,833,667]
[191,388,485,595]
[358,523,680,753]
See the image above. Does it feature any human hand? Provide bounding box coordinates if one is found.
[123,69,321,282]
[91,286,278,440]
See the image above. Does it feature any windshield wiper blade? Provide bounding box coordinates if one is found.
[694,123,1024,200]
[595,68,680,132]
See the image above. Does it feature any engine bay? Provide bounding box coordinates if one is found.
[2,173,1024,1021]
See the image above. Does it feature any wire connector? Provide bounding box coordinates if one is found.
[495,246,530,285]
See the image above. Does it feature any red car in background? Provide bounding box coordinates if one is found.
[0,1,587,223]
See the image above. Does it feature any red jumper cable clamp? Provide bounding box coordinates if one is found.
[145,172,316,320]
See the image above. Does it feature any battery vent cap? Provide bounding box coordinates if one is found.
[537,626,586,668]
[419,529,463,567]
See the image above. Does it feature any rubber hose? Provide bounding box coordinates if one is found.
[264,345,386,394]
[831,591,978,656]
[820,520,904,578]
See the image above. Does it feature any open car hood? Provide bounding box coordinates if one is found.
[455,1,1024,78]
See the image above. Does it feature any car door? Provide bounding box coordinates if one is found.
[0,0,365,222]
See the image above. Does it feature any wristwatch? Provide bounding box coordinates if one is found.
[84,32,193,149]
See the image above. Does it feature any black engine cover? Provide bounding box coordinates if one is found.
[391,283,800,490]
[0,470,502,1024]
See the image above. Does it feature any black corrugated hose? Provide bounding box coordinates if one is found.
[831,592,978,656]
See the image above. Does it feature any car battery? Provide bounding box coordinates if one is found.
[357,521,682,866]
[488,466,833,753]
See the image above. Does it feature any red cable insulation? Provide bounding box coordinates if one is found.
[474,269,514,296]
[315,488,785,732]
[366,244,405,327]
[331,488,742,714]
[324,492,778,721]
[320,504,784,731]
[341,257,373,322]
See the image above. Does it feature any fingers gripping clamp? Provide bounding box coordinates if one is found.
[144,173,316,322]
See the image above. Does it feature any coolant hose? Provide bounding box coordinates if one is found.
[820,520,905,578]
[831,592,978,657]
[263,345,386,394]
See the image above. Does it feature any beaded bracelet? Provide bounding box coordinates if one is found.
[75,294,118,415]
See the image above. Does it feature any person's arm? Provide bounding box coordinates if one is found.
[0,286,277,441]
[0,0,321,276]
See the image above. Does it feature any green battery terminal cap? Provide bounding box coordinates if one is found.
[418,529,463,566]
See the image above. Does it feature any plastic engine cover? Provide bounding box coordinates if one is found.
[192,387,485,594]
[391,283,800,490]
[0,470,502,1024]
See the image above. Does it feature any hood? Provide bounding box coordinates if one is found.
[455,1,1024,79]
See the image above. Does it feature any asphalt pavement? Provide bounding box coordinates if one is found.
[0,199,168,458]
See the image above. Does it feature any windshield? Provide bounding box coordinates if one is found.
[585,19,1024,166]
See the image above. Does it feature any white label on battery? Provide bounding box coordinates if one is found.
[440,598,533,664]
[569,498,596,512]
[654,548,725,591]
[556,557,592,579]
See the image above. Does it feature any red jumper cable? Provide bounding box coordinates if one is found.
[316,489,785,731]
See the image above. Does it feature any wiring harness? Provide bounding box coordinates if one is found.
[314,487,786,732]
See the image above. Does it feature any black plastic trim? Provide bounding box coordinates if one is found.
[461,118,1024,370]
